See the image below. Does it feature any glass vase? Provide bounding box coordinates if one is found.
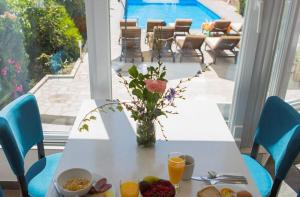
[136,120,156,147]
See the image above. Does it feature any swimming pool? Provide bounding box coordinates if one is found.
[125,0,221,29]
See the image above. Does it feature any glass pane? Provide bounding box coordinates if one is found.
[285,36,300,101]
[0,0,88,136]
[110,0,246,123]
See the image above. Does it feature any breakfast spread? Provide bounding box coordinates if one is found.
[139,176,176,197]
[197,186,253,197]
[63,178,91,191]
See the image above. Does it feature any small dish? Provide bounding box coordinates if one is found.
[56,168,93,197]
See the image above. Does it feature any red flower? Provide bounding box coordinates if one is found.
[144,80,167,94]
[15,85,23,93]
[14,63,21,73]
[1,67,8,77]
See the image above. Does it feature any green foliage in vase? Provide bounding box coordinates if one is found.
[79,61,201,141]
[126,62,167,122]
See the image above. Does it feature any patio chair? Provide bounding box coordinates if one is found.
[205,36,240,64]
[174,19,192,37]
[145,20,166,44]
[0,94,62,197]
[120,27,144,62]
[118,19,138,44]
[209,20,231,35]
[242,96,300,197]
[176,34,206,63]
[149,26,175,62]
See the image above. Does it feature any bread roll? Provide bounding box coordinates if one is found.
[197,186,222,197]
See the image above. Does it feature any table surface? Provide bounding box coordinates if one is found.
[46,99,260,197]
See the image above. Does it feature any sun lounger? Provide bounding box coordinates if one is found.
[230,22,243,34]
[145,20,166,44]
[176,34,206,63]
[205,36,240,63]
[120,27,144,62]
[120,19,138,27]
[174,19,192,37]
[209,20,231,35]
[149,26,175,62]
[118,19,138,44]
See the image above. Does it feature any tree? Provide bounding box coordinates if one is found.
[239,0,247,16]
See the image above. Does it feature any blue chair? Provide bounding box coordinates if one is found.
[243,96,300,197]
[0,94,62,197]
[0,186,3,197]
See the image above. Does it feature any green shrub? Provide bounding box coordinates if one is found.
[56,0,87,40]
[0,0,7,13]
[239,0,247,16]
[0,0,29,107]
[7,0,82,80]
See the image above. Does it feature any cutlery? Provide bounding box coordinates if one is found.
[208,171,246,180]
[191,176,248,185]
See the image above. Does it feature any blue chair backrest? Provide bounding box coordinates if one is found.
[0,94,44,176]
[0,185,3,197]
[254,96,300,180]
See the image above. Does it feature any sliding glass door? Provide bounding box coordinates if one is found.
[268,0,300,107]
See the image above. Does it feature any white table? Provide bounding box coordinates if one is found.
[47,100,260,196]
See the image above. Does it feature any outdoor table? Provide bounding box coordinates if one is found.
[46,99,260,196]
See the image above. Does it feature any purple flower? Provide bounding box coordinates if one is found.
[170,88,176,97]
[165,88,176,101]
[1,67,8,77]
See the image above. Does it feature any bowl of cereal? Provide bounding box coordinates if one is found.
[56,168,93,197]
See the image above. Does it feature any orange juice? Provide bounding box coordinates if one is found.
[168,156,185,185]
[120,181,139,197]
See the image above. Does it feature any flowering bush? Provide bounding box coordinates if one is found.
[6,0,82,80]
[0,4,29,107]
[79,61,200,144]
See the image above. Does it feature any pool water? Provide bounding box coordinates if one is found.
[125,0,221,29]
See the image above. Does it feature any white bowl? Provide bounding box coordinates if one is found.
[56,168,93,197]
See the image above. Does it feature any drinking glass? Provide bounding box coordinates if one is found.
[168,152,186,189]
[120,180,139,197]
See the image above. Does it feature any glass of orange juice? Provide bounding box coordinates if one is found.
[120,180,139,197]
[168,152,185,189]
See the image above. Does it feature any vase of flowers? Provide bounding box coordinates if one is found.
[79,61,200,147]
[136,119,156,147]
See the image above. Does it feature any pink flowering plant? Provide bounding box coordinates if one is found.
[79,61,200,146]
